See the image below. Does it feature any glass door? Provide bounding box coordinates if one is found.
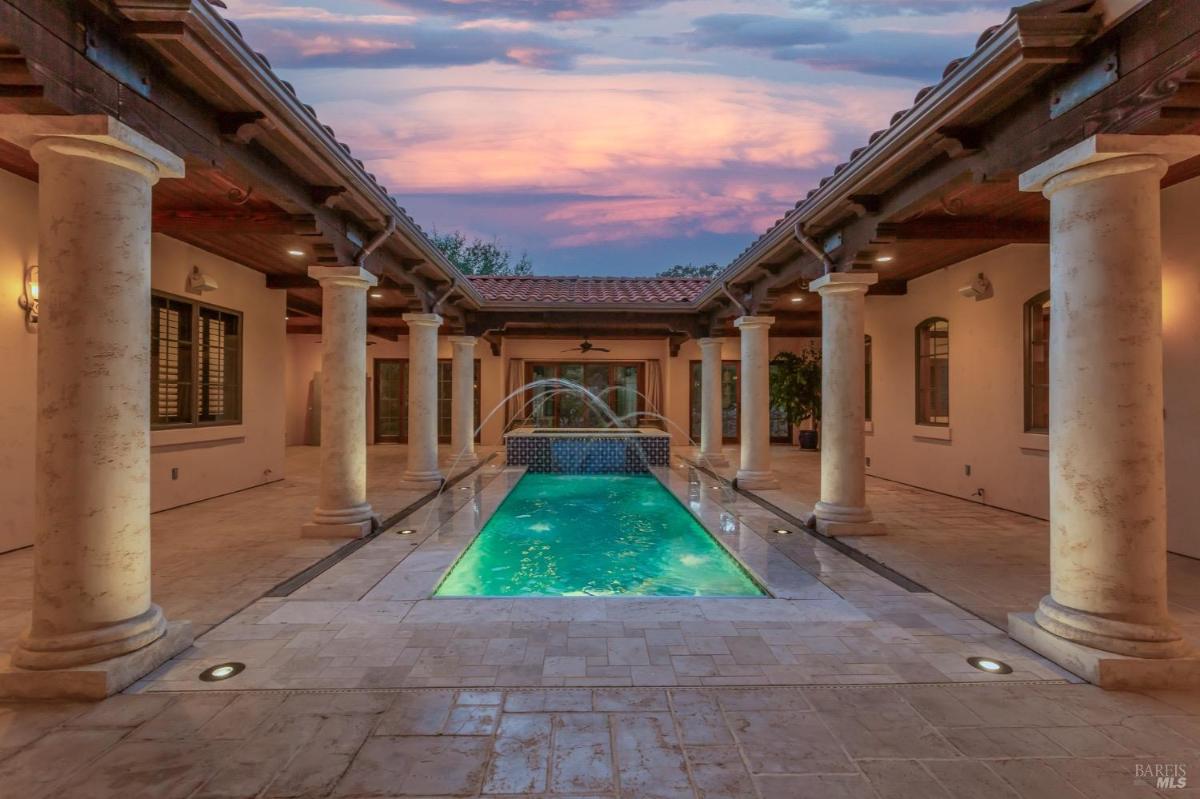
[688,361,740,443]
[374,359,407,443]
[524,362,644,429]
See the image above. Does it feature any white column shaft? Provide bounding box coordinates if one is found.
[449,336,478,467]
[697,338,728,467]
[1022,135,1198,658]
[812,273,877,529]
[15,128,182,669]
[305,267,378,538]
[734,316,778,489]
[404,314,444,484]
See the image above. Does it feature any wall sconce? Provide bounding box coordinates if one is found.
[187,265,219,295]
[17,264,38,329]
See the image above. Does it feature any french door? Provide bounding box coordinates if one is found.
[524,362,644,428]
[373,358,481,444]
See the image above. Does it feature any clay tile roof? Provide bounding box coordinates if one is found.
[467,275,711,305]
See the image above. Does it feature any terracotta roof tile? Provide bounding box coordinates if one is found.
[468,275,710,305]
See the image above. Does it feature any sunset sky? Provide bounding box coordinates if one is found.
[223,0,1013,275]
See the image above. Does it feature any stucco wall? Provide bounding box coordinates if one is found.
[863,244,1053,520]
[0,169,39,553]
[0,166,288,551]
[148,236,288,511]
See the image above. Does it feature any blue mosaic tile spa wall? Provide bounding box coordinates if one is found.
[506,435,670,473]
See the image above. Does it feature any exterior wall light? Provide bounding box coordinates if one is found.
[17,264,38,329]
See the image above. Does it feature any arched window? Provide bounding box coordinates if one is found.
[915,318,949,426]
[864,335,873,422]
[1024,290,1051,433]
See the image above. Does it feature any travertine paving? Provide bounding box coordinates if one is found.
[1,683,1198,798]
[131,459,1068,691]
[0,445,493,657]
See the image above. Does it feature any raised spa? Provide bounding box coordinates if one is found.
[434,473,765,597]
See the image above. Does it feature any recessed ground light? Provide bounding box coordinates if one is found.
[875,255,894,263]
[199,662,245,682]
[967,656,1013,674]
[774,528,793,535]
[397,528,416,535]
[287,249,305,257]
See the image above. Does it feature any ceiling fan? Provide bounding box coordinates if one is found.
[562,336,610,354]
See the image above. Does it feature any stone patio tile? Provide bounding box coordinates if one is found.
[755,773,878,799]
[684,745,757,799]
[567,636,609,657]
[64,693,174,729]
[443,704,499,735]
[716,688,811,711]
[808,687,958,759]
[607,637,650,666]
[550,713,614,795]
[941,726,1069,758]
[672,655,718,677]
[1044,757,1167,798]
[129,694,236,740]
[259,601,351,625]
[684,636,730,655]
[333,735,491,797]
[612,713,692,799]
[543,656,588,677]
[457,689,503,705]
[726,709,854,775]
[858,759,951,799]
[483,713,551,795]
[676,710,735,746]
[593,688,669,711]
[0,728,128,798]
[503,689,592,712]
[54,739,221,799]
[631,665,678,686]
[198,693,289,740]
[725,635,780,665]
[374,691,454,735]
[923,760,1020,799]
[986,758,1090,799]
[193,716,315,799]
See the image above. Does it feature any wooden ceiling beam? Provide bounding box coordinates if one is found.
[152,209,319,235]
[874,218,1049,243]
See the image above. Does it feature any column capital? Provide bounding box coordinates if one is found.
[697,337,724,349]
[1020,134,1200,197]
[734,315,774,330]
[403,312,443,328]
[0,114,184,179]
[448,335,477,346]
[810,272,877,295]
[307,265,378,289]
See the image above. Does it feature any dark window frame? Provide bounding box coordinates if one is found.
[688,359,741,444]
[522,361,646,428]
[151,291,243,430]
[373,358,482,444]
[914,317,950,427]
[864,334,873,423]
[1024,290,1051,434]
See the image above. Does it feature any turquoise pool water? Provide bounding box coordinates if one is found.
[434,473,765,597]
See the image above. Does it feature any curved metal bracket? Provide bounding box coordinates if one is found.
[793,222,833,275]
[720,281,752,317]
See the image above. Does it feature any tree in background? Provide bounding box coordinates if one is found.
[656,262,721,278]
[430,230,534,276]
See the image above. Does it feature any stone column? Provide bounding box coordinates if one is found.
[403,313,444,485]
[734,316,778,489]
[448,336,479,469]
[303,266,379,539]
[697,337,728,467]
[810,272,885,537]
[1010,134,1200,688]
[0,116,192,698]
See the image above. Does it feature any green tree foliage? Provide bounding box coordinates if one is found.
[430,231,534,276]
[770,348,822,429]
[656,262,722,278]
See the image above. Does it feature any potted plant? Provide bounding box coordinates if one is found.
[770,348,821,449]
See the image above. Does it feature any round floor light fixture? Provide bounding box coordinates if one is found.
[774,528,794,535]
[397,528,416,536]
[199,662,246,682]
[967,656,1013,675]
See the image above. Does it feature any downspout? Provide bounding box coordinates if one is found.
[793,222,833,275]
[355,215,395,269]
[720,281,751,317]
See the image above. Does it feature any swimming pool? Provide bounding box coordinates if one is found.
[434,473,765,597]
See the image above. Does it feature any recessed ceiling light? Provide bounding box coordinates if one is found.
[790,296,804,303]
[397,528,416,535]
[966,656,1013,674]
[875,255,894,263]
[287,249,305,257]
[199,662,245,682]
[370,291,384,298]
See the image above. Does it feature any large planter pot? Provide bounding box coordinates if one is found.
[798,430,819,450]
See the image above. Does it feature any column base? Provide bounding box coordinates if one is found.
[1009,613,1200,690]
[301,519,375,539]
[734,470,779,490]
[811,502,886,536]
[403,469,445,487]
[0,621,193,701]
